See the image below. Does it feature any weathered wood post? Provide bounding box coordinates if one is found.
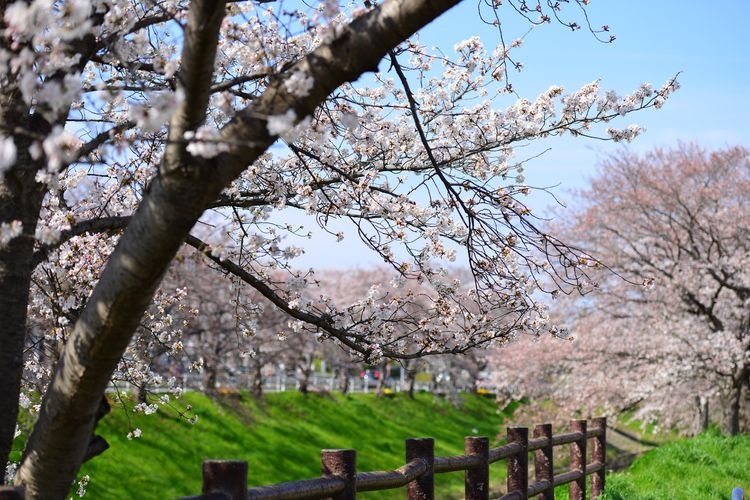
[590,417,607,498]
[569,420,587,500]
[202,460,248,500]
[465,436,489,500]
[507,427,529,499]
[0,486,24,500]
[533,423,554,500]
[322,449,357,500]
[406,437,434,500]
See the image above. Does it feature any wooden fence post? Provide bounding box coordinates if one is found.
[569,420,587,500]
[406,437,434,500]
[533,423,554,500]
[202,460,248,500]
[322,449,356,500]
[590,417,606,498]
[507,427,529,500]
[465,436,489,500]
[0,487,24,500]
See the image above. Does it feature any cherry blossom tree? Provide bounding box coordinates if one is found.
[0,0,679,495]
[490,145,750,434]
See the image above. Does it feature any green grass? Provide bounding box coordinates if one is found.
[23,393,745,499]
[75,392,512,498]
[603,429,750,500]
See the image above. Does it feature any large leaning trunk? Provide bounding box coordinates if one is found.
[13,0,463,495]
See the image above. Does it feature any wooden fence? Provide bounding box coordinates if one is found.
[177,417,606,500]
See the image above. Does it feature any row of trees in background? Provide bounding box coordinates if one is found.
[162,143,749,438]
[490,144,750,436]
[145,265,489,399]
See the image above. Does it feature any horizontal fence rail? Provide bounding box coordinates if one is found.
[179,418,606,500]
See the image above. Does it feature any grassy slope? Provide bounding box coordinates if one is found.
[603,430,750,500]
[79,392,511,499]
[30,391,749,499]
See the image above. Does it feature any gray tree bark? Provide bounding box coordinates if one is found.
[724,387,741,436]
[14,1,229,494]
[0,88,49,481]
[203,365,219,395]
[0,4,105,480]
[407,370,417,398]
[692,395,709,436]
[297,356,313,395]
[13,0,463,496]
[251,361,264,398]
[723,373,747,436]
[375,363,387,397]
[336,366,350,394]
[0,168,45,483]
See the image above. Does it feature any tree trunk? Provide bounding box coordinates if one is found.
[406,370,416,399]
[429,372,439,393]
[335,366,350,394]
[204,365,218,395]
[0,5,94,481]
[134,384,149,404]
[13,1,463,495]
[723,385,742,436]
[298,362,312,395]
[375,363,387,397]
[741,383,750,433]
[468,369,481,393]
[251,362,263,398]
[692,395,709,436]
[0,219,39,483]
[0,134,46,481]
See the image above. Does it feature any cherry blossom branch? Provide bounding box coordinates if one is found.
[17,1,464,495]
[31,216,131,268]
[184,234,367,354]
[210,73,268,94]
[184,234,496,360]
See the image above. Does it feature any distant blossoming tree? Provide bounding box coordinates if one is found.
[0,0,677,495]
[491,145,750,435]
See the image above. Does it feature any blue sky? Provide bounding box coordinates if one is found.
[288,0,750,268]
[424,0,750,201]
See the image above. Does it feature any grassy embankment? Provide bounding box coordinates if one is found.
[76,391,512,499]
[603,429,750,500]
[14,392,750,499]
